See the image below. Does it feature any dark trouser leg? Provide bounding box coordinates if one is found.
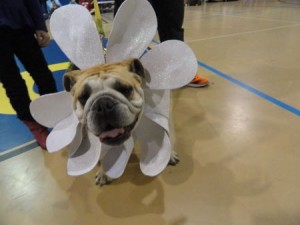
[0,28,34,121]
[152,0,185,42]
[14,29,57,95]
[114,0,184,42]
[114,0,125,15]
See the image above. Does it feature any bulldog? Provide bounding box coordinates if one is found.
[64,58,179,186]
[64,58,145,146]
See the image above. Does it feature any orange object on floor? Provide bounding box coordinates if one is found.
[187,74,209,87]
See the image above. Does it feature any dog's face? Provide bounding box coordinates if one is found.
[64,58,145,146]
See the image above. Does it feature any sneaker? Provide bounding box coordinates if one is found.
[187,74,209,87]
[22,120,49,150]
[188,0,201,6]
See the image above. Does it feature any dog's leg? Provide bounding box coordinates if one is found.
[95,169,113,186]
[168,150,180,166]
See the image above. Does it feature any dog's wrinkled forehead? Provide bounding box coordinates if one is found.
[75,74,126,94]
[77,75,135,99]
[63,58,146,113]
[64,58,145,98]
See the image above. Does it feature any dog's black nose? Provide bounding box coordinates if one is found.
[93,97,116,114]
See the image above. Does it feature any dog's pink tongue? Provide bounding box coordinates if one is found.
[99,128,125,140]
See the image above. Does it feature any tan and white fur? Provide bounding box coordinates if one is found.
[64,58,179,185]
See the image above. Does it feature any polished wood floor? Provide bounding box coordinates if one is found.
[1,1,300,224]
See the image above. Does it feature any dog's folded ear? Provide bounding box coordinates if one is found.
[126,58,151,84]
[63,70,82,92]
[128,59,145,78]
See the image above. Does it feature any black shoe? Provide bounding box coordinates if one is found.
[189,0,201,6]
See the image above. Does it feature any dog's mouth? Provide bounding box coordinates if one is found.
[98,118,138,145]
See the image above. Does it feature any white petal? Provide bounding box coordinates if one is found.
[144,113,169,135]
[68,123,84,157]
[143,89,170,133]
[106,0,157,63]
[46,112,79,153]
[50,5,104,69]
[102,137,134,179]
[140,40,198,89]
[143,89,170,130]
[30,91,72,128]
[134,116,171,176]
[67,131,101,176]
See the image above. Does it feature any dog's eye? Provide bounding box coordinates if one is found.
[115,82,133,98]
[78,87,91,106]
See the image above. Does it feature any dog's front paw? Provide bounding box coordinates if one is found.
[168,151,180,166]
[95,171,113,186]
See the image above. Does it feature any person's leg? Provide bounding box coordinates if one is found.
[0,28,51,149]
[13,29,57,96]
[114,0,125,15]
[0,28,34,121]
[114,0,208,87]
[152,0,184,42]
[153,0,208,87]
[114,0,183,42]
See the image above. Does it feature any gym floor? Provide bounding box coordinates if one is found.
[1,0,300,224]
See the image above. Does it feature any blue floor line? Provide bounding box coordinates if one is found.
[198,61,300,116]
[1,42,299,162]
[0,142,39,162]
[153,38,300,116]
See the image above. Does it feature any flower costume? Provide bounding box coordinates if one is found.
[30,0,197,179]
